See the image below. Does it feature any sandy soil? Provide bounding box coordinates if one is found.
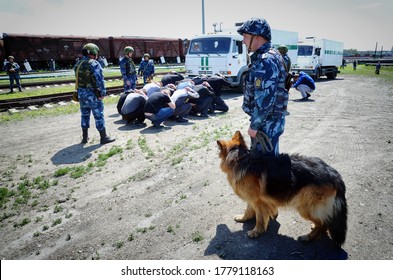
[0,74,392,260]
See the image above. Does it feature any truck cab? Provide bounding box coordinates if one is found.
[185,29,298,91]
[185,33,248,90]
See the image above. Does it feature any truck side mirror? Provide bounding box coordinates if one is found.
[315,48,321,56]
[237,41,243,54]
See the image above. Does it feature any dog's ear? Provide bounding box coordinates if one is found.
[217,140,225,152]
[233,131,243,141]
[232,130,247,148]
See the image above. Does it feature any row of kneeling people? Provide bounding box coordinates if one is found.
[116,72,231,128]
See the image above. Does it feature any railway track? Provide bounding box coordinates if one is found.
[0,86,125,112]
[0,70,186,112]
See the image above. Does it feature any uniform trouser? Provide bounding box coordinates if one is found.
[193,96,214,115]
[122,106,146,123]
[143,74,152,85]
[9,74,21,91]
[296,84,314,98]
[174,102,192,118]
[251,117,285,156]
[79,91,105,131]
[123,75,137,91]
[211,96,229,112]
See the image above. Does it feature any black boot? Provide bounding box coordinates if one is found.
[81,128,88,144]
[99,128,115,145]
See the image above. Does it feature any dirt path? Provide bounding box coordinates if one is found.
[0,74,392,260]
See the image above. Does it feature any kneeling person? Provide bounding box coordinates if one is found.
[119,90,147,125]
[144,89,176,127]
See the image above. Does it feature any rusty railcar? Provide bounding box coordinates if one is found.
[2,33,185,69]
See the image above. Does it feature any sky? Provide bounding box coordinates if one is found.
[0,0,392,51]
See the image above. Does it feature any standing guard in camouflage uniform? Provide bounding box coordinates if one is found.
[119,46,137,91]
[138,53,155,85]
[237,18,288,156]
[74,43,115,145]
[3,56,22,93]
[278,45,292,114]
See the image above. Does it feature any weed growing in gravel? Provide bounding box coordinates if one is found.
[192,231,204,242]
[127,233,135,241]
[113,241,124,249]
[138,136,154,159]
[51,218,62,227]
[13,217,31,228]
[167,225,175,234]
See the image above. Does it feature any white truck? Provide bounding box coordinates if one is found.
[185,29,298,91]
[291,37,344,80]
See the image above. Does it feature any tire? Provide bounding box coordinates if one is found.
[326,68,338,80]
[313,68,321,81]
[238,72,247,93]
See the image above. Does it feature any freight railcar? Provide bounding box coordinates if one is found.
[109,36,185,64]
[0,38,4,67]
[1,33,185,70]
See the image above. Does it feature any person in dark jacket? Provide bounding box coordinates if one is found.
[144,89,176,127]
[189,83,214,117]
[192,73,230,113]
[161,71,184,86]
[117,89,147,125]
[292,71,315,101]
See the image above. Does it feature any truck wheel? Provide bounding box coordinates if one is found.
[313,68,321,81]
[238,72,247,93]
[326,69,337,79]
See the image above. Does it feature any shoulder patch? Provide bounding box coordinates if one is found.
[262,53,268,59]
[255,77,262,88]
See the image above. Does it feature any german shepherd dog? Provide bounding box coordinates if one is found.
[217,131,348,246]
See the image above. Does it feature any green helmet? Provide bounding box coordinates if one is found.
[82,43,100,55]
[278,45,288,54]
[143,53,150,58]
[124,46,134,55]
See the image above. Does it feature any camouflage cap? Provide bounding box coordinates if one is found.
[82,43,100,55]
[8,55,15,60]
[143,53,150,58]
[237,18,271,41]
[278,45,288,54]
[124,46,134,54]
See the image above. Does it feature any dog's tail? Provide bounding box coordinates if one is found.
[327,180,348,247]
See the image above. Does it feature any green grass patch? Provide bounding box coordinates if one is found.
[340,64,393,83]
[54,145,123,180]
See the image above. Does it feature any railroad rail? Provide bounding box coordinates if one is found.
[0,86,125,112]
[0,70,186,112]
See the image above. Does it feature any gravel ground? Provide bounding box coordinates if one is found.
[0,74,392,260]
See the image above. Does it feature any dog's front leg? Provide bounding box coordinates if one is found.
[234,203,255,222]
[248,204,270,238]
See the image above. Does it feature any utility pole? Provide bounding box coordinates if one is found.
[374,42,378,59]
[202,0,205,34]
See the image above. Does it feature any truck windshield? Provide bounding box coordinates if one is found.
[298,45,314,56]
[188,37,231,54]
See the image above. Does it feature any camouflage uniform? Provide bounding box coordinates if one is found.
[119,56,137,91]
[138,58,155,85]
[238,18,288,156]
[74,56,107,131]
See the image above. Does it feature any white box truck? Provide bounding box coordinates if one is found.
[185,29,298,91]
[291,37,344,80]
